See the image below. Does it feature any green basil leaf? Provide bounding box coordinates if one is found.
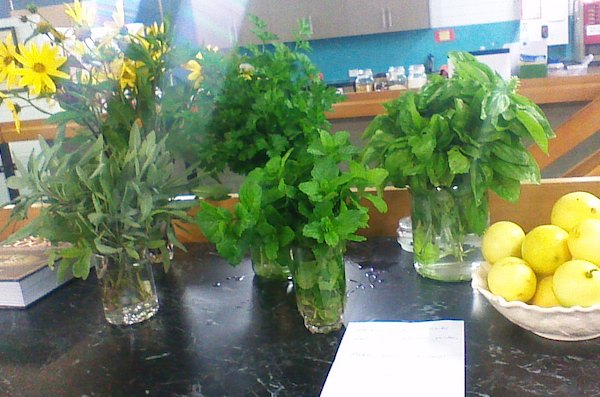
[448,147,470,174]
[490,174,522,202]
[515,109,548,154]
[491,141,530,165]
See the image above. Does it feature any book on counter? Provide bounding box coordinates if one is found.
[0,237,72,308]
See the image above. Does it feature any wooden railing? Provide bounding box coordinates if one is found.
[2,178,598,243]
[327,73,600,177]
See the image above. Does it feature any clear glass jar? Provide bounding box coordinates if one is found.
[355,69,374,93]
[251,245,292,281]
[93,254,159,326]
[396,66,407,88]
[407,64,427,89]
[396,216,413,252]
[387,66,407,90]
[410,180,488,282]
[290,243,346,334]
[373,72,388,91]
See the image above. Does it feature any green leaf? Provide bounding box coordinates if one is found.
[447,147,470,174]
[516,109,548,154]
[490,174,522,202]
[94,237,120,254]
[363,193,388,214]
[413,225,441,264]
[5,176,31,190]
[196,202,232,243]
[333,209,369,240]
[491,141,530,165]
[408,130,436,162]
[87,212,105,226]
[298,181,321,200]
[303,221,325,244]
[72,249,92,279]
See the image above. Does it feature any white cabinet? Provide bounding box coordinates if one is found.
[345,0,430,37]
[237,0,430,46]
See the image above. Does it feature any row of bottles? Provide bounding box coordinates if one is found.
[354,64,427,93]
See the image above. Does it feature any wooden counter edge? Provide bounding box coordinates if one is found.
[327,73,600,120]
[1,177,598,243]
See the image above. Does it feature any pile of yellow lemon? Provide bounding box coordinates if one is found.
[482,191,600,308]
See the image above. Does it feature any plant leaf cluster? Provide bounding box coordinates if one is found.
[4,124,194,280]
[363,51,555,205]
[196,15,341,176]
[197,130,388,266]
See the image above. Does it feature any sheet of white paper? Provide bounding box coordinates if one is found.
[320,320,465,397]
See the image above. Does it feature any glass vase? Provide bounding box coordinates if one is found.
[93,254,159,326]
[251,245,292,281]
[410,179,489,282]
[147,243,174,264]
[290,243,346,334]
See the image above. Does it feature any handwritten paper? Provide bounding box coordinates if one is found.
[320,320,465,397]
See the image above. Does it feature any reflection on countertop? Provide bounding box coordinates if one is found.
[1,238,599,397]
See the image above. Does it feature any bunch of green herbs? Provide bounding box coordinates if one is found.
[4,125,193,279]
[197,130,388,267]
[196,16,341,176]
[363,51,554,263]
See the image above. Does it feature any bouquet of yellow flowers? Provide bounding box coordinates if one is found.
[1,1,224,282]
[0,1,224,146]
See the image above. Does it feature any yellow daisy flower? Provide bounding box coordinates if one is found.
[145,22,165,37]
[65,0,96,27]
[0,92,21,133]
[0,34,19,90]
[113,57,137,91]
[183,52,203,89]
[135,22,168,62]
[15,42,69,96]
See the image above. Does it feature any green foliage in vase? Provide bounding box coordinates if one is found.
[364,51,554,205]
[4,125,193,280]
[196,16,342,176]
[197,130,388,266]
[0,3,226,280]
[363,52,555,264]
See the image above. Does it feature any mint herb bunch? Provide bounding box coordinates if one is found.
[197,130,388,266]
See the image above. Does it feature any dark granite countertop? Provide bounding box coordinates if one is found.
[1,238,598,396]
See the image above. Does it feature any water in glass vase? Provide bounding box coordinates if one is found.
[93,254,159,325]
[251,245,292,281]
[410,181,489,282]
[290,244,346,334]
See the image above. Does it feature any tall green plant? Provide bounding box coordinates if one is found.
[363,51,555,265]
[5,125,193,279]
[196,16,341,176]
[364,51,554,206]
[197,130,388,266]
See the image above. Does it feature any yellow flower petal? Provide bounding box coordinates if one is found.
[15,42,68,95]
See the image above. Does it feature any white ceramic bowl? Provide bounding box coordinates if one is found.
[472,262,600,341]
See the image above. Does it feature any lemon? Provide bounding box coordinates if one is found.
[481,221,525,263]
[553,260,600,307]
[487,257,537,302]
[550,191,600,233]
[521,224,571,276]
[529,275,560,307]
[568,219,600,266]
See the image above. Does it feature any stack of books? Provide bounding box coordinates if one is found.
[0,237,72,308]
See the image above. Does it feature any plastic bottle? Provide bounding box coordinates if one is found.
[407,64,426,89]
